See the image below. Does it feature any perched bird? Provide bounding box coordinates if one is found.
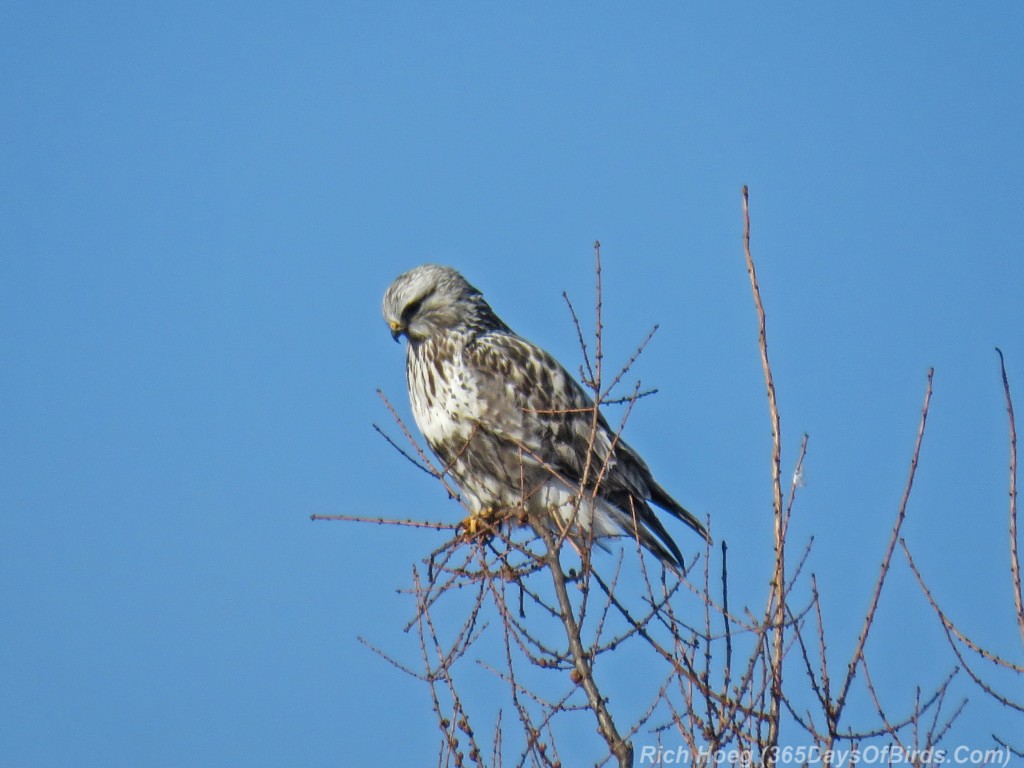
[382,264,708,570]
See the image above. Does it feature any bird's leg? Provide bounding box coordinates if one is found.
[461,507,503,540]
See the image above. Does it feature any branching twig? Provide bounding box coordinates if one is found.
[535,522,634,767]
[333,214,1024,765]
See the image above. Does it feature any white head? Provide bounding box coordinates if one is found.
[382,264,494,343]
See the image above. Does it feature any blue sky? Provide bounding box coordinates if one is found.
[3,3,1022,765]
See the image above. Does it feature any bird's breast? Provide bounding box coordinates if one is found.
[406,338,477,449]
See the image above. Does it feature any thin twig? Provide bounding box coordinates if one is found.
[900,539,1024,675]
[742,185,786,765]
[311,513,457,530]
[835,368,934,719]
[373,423,439,477]
[995,347,1023,647]
[562,291,595,387]
[535,523,634,767]
[600,324,660,402]
[722,540,733,691]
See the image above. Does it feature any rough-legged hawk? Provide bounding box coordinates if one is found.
[382,264,708,569]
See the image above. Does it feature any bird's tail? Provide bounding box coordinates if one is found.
[648,480,711,545]
[607,488,708,573]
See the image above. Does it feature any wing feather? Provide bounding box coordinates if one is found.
[462,332,613,484]
[463,332,709,547]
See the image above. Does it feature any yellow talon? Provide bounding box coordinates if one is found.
[461,507,500,539]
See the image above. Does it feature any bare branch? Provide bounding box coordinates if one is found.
[835,368,934,718]
[600,324,660,402]
[562,290,595,388]
[742,185,786,764]
[996,347,1023,647]
[347,229,1024,764]
[310,513,456,530]
[534,521,634,767]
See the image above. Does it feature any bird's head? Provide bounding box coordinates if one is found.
[382,264,485,343]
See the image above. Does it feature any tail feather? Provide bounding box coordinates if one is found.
[609,491,695,573]
[633,500,687,571]
[648,480,711,544]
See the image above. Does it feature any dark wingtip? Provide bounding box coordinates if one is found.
[697,522,713,546]
[649,484,709,540]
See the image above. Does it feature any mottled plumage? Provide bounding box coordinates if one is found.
[382,264,708,569]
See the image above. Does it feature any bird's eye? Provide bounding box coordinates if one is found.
[401,294,428,323]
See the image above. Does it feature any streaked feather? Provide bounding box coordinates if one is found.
[382,264,708,570]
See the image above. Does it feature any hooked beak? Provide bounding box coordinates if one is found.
[389,321,404,342]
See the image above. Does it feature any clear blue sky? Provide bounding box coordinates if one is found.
[2,3,1022,765]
